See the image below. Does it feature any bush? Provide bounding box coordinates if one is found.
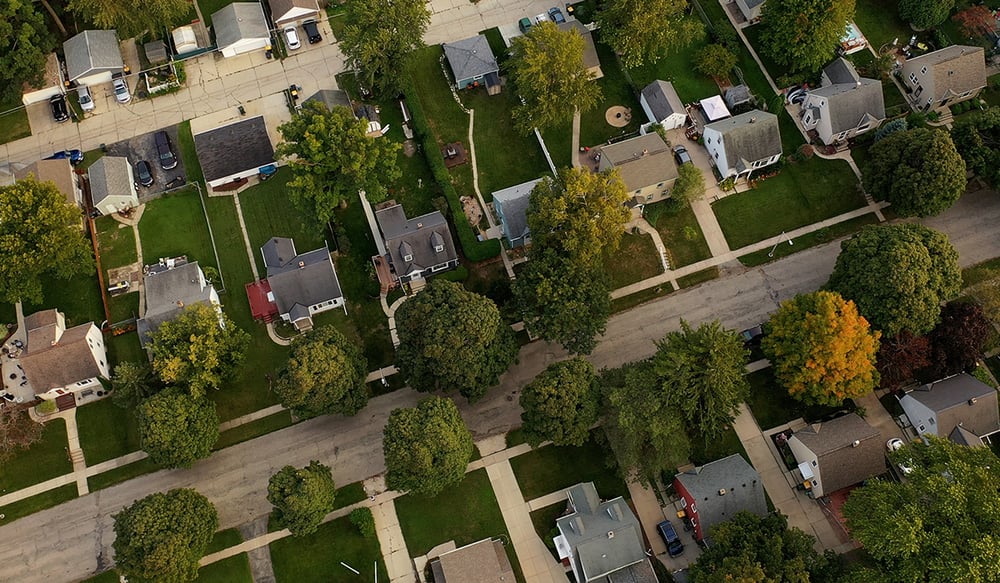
[438,264,470,282]
[36,400,57,414]
[349,507,376,538]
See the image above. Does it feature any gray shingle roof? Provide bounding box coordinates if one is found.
[724,84,752,109]
[792,413,884,494]
[193,116,275,183]
[305,90,352,111]
[598,133,678,192]
[21,318,103,393]
[137,261,216,342]
[809,78,885,134]
[64,30,123,82]
[262,237,343,318]
[268,0,319,23]
[432,539,514,583]
[907,373,1000,437]
[822,57,860,85]
[641,81,685,123]
[213,3,270,49]
[557,482,647,581]
[15,159,79,206]
[674,455,767,537]
[949,425,984,446]
[443,35,499,82]
[492,178,544,242]
[88,156,133,206]
[705,110,781,172]
[143,41,168,64]
[908,45,987,97]
[376,205,458,276]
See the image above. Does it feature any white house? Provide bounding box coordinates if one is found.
[376,204,459,285]
[88,156,139,216]
[901,45,987,112]
[267,0,320,27]
[898,373,1000,445]
[800,58,885,146]
[18,309,109,405]
[213,3,270,58]
[639,80,687,130]
[261,237,345,331]
[63,30,124,87]
[703,110,782,180]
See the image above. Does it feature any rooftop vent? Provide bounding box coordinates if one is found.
[417,222,423,228]
[607,531,615,539]
[749,117,757,123]
[969,398,978,406]
[718,488,727,496]
[852,440,861,447]
[298,261,305,268]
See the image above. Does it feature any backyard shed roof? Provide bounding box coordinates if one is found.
[88,156,132,206]
[143,41,168,64]
[641,80,685,122]
[443,35,499,81]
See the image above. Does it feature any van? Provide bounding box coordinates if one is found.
[657,520,685,557]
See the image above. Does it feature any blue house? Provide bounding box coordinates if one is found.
[492,178,544,248]
[443,35,500,94]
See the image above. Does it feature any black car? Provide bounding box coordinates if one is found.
[50,94,69,123]
[673,144,692,165]
[154,131,178,170]
[135,160,154,187]
[740,324,764,348]
[657,520,685,557]
[303,19,322,44]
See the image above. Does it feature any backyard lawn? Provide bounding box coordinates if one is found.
[95,217,138,270]
[643,201,712,267]
[195,555,252,583]
[541,119,574,169]
[852,0,913,51]
[270,515,388,583]
[627,18,720,103]
[0,418,71,491]
[580,36,644,147]
[509,431,629,501]
[138,188,219,271]
[21,269,105,328]
[603,232,662,289]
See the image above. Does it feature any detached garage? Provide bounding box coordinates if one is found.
[22,53,65,106]
[64,30,124,87]
[268,0,320,27]
[194,116,276,190]
[213,3,271,58]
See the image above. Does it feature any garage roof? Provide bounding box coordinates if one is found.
[193,116,275,183]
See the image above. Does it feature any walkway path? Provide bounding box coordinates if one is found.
[62,410,88,496]
[571,110,582,168]
[238,515,276,583]
[373,495,417,583]
[626,217,672,275]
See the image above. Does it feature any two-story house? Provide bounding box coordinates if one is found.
[376,203,459,285]
[136,257,220,344]
[898,373,1000,446]
[787,413,884,497]
[598,132,678,215]
[18,309,109,406]
[800,58,885,145]
[703,110,782,181]
[673,454,767,542]
[901,45,987,111]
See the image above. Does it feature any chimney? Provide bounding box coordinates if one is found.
[642,148,649,156]
[417,223,423,229]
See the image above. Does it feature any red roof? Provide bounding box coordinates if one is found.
[246,279,279,322]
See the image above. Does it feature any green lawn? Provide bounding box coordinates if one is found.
[177,120,205,184]
[0,418,71,491]
[206,528,244,554]
[529,501,566,556]
[611,284,674,313]
[95,217,137,270]
[109,331,145,365]
[603,232,662,288]
[688,426,749,466]
[509,431,629,501]
[712,157,865,249]
[81,569,121,583]
[0,96,31,145]
[20,269,105,328]
[195,555,253,583]
[739,213,880,267]
[108,293,140,324]
[77,398,140,464]
[138,188,218,270]
[962,256,1000,288]
[745,367,848,430]
[541,119,574,169]
[580,35,645,147]
[270,515,388,583]
[627,19,719,102]
[0,483,77,523]
[87,457,161,491]
[214,410,294,449]
[853,0,913,51]
[334,480,368,510]
[643,201,712,268]
[677,266,720,288]
[374,90,442,217]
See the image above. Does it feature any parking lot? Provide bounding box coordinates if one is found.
[105,125,186,198]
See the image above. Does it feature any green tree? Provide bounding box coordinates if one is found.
[137,388,219,468]
[383,396,475,496]
[349,507,376,538]
[514,248,612,354]
[339,0,430,95]
[762,291,881,406]
[951,107,1000,188]
[507,22,603,134]
[694,43,738,78]
[0,1,55,102]
[0,178,94,305]
[148,303,251,398]
[759,0,856,74]
[863,128,966,217]
[520,358,600,447]
[395,280,518,402]
[267,461,338,536]
[898,0,955,29]
[112,488,218,583]
[651,320,749,440]
[842,437,1000,583]
[276,102,401,225]
[826,224,961,336]
[598,0,705,68]
[275,326,368,419]
[68,0,189,39]
[527,167,631,266]
[0,406,43,463]
[670,163,707,207]
[111,361,162,409]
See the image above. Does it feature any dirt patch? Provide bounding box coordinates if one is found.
[460,195,483,227]
[442,141,467,168]
[107,263,141,291]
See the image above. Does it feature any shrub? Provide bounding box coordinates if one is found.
[349,507,376,538]
[36,400,57,414]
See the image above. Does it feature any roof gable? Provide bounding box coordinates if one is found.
[193,116,275,182]
[64,30,123,81]
[88,156,135,205]
[268,0,319,22]
[907,373,1000,437]
[641,80,685,122]
[791,414,884,493]
[377,205,458,274]
[908,45,987,97]
[705,110,782,168]
[213,3,270,48]
[443,35,499,81]
[809,78,885,134]
[598,133,678,191]
[674,455,767,534]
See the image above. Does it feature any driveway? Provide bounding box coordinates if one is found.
[104,127,186,198]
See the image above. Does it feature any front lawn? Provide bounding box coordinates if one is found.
[0,95,31,145]
[738,213,879,267]
[745,367,849,430]
[270,515,388,583]
[0,483,77,523]
[87,458,161,491]
[214,410,294,449]
[712,157,865,249]
[643,201,712,267]
[603,232,662,288]
[195,555,252,583]
[138,187,218,271]
[0,418,71,491]
[77,398,140,464]
[509,431,629,501]
[580,35,645,147]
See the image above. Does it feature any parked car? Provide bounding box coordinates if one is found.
[154,131,178,170]
[77,86,95,112]
[673,144,692,165]
[518,17,532,33]
[284,26,301,50]
[886,438,913,474]
[302,19,322,44]
[45,149,84,165]
[534,12,550,23]
[740,324,764,348]
[135,160,154,187]
[50,94,69,123]
[657,520,685,557]
[548,7,566,23]
[112,76,131,103]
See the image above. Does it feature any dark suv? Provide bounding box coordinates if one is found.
[154,131,178,170]
[50,94,69,123]
[657,520,685,557]
[303,19,322,44]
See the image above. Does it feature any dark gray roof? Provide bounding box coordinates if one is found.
[443,35,499,81]
[705,110,782,172]
[907,373,1000,437]
[792,413,884,494]
[376,205,458,276]
[492,178,544,242]
[305,90,352,111]
[557,482,647,581]
[949,425,984,447]
[559,21,601,72]
[598,133,678,191]
[262,237,343,318]
[88,156,133,206]
[743,0,764,7]
[137,260,215,342]
[64,30,123,81]
[908,45,987,97]
[822,57,860,85]
[213,2,269,48]
[143,41,168,64]
[674,455,767,536]
[193,116,275,183]
[724,84,752,108]
[641,81,685,122]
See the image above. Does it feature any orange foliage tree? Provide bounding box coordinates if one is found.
[762,291,881,406]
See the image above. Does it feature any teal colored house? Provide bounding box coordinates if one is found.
[492,178,543,248]
[443,35,501,94]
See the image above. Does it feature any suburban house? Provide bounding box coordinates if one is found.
[736,0,765,22]
[375,203,459,285]
[64,30,124,86]
[703,110,782,180]
[800,58,885,146]
[254,237,345,331]
[639,80,687,130]
[18,309,109,405]
[559,21,603,80]
[213,3,270,58]
[88,156,139,216]
[136,257,220,344]
[193,116,275,190]
[492,178,544,248]
[898,373,1000,446]
[598,132,678,214]
[443,35,500,93]
[428,539,514,583]
[787,413,884,498]
[674,454,767,542]
[553,482,657,583]
[21,53,64,106]
[15,159,83,207]
[901,45,987,111]
[267,0,320,27]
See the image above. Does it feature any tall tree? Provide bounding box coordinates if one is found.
[876,331,931,390]
[519,358,600,447]
[670,163,708,207]
[1,1,55,102]
[651,320,750,439]
[921,301,993,381]
[694,44,738,79]
[147,303,250,399]
[599,0,705,68]
[762,291,881,406]
[0,178,93,305]
[111,361,162,409]
[863,128,966,217]
[826,224,961,336]
[898,0,955,29]
[383,396,475,496]
[507,22,603,134]
[0,406,43,463]
[339,0,430,95]
[276,102,401,225]
[137,388,219,469]
[759,0,856,74]
[395,280,518,402]
[275,326,368,419]
[514,248,612,354]
[951,107,1000,188]
[843,437,1000,583]
[112,488,218,583]
[68,0,190,39]
[267,461,338,536]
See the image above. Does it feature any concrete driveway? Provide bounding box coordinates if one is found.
[104,127,186,198]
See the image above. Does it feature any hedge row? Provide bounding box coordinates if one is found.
[403,80,501,262]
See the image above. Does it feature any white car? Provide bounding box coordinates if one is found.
[77,86,95,112]
[284,26,301,50]
[534,13,550,24]
[112,77,131,103]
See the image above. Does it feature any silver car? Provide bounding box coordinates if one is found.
[77,85,95,112]
[112,77,131,103]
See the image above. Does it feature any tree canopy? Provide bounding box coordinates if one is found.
[275,326,368,419]
[507,22,603,134]
[339,0,430,95]
[520,358,600,447]
[383,396,475,496]
[876,330,931,390]
[759,0,856,74]
[598,0,705,68]
[651,320,750,439]
[898,0,955,29]
[951,107,1000,188]
[843,437,1000,583]
[395,280,518,402]
[0,406,43,463]
[148,303,250,398]
[670,163,708,207]
[137,388,219,469]
[826,224,961,336]
[0,178,94,305]
[863,128,966,218]
[112,488,218,583]
[69,0,190,38]
[921,301,992,381]
[267,461,338,536]
[111,361,162,409]
[762,291,881,406]
[1,1,55,103]
[276,102,401,225]
[694,44,738,79]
